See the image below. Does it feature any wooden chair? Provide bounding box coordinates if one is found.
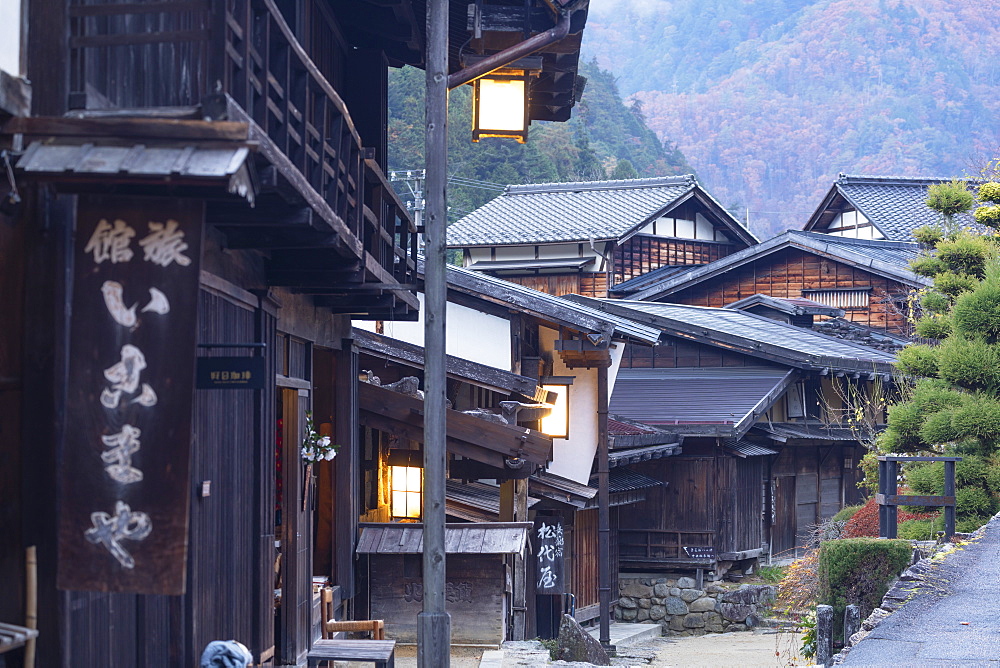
[320,588,385,640]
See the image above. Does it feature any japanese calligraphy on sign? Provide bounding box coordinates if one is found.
[58,196,203,595]
[533,518,565,593]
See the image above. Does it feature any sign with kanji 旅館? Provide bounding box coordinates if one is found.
[57,196,203,595]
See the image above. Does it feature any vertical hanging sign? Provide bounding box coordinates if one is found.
[57,196,204,595]
[533,518,565,594]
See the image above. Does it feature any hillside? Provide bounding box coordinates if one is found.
[387,59,693,221]
[584,0,1000,238]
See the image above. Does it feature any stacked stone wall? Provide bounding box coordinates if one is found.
[616,577,776,636]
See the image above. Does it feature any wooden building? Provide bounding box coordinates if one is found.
[621,230,929,335]
[445,175,758,298]
[353,262,671,637]
[0,0,590,665]
[567,297,897,569]
[803,173,983,242]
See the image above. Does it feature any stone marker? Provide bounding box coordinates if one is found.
[816,604,833,666]
[844,604,861,647]
[556,614,610,665]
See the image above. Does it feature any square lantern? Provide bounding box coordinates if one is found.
[540,382,570,438]
[388,450,422,519]
[472,72,530,143]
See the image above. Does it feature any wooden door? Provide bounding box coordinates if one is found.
[772,476,796,560]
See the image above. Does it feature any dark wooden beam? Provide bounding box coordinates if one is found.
[2,116,249,141]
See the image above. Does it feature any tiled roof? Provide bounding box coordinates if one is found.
[726,294,844,317]
[567,297,899,373]
[811,174,985,242]
[628,230,928,301]
[425,259,663,345]
[446,175,756,246]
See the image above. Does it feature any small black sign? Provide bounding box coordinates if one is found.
[533,518,566,594]
[196,357,265,389]
[684,546,717,560]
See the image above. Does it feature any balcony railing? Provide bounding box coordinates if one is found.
[67,0,416,288]
[619,529,716,563]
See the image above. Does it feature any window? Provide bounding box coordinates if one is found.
[390,465,422,519]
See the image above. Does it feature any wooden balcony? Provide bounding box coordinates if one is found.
[619,529,717,570]
[66,0,417,319]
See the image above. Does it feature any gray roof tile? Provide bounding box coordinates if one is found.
[816,175,985,241]
[446,175,754,246]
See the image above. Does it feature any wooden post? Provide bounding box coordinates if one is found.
[596,364,612,649]
[944,460,956,539]
[887,460,898,539]
[511,478,528,640]
[877,458,888,538]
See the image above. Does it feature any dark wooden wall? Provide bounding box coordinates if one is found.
[613,237,737,286]
[571,509,599,612]
[716,455,765,555]
[769,443,864,558]
[620,456,715,536]
[620,338,769,369]
[662,248,912,333]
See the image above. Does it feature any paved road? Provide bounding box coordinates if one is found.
[841,515,1000,666]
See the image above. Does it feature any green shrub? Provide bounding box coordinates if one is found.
[953,279,1000,342]
[894,345,939,378]
[914,316,952,340]
[818,539,912,641]
[979,181,1000,205]
[907,461,944,495]
[832,505,863,522]
[913,225,945,247]
[956,486,997,518]
[927,179,975,218]
[897,518,937,540]
[936,336,1000,392]
[911,255,946,277]
[936,234,994,279]
[918,409,959,444]
[975,205,1000,229]
[950,394,1000,443]
[934,272,979,298]
[921,290,951,315]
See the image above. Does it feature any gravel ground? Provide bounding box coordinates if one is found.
[645,631,805,667]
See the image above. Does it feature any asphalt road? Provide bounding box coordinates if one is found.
[840,515,1000,666]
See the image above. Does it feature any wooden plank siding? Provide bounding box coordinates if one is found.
[662,248,912,333]
[716,455,765,555]
[571,509,599,611]
[492,272,609,299]
[613,236,736,286]
[620,338,766,369]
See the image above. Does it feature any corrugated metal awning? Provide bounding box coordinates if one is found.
[609,367,796,438]
[356,522,531,555]
[16,141,255,203]
[529,470,598,508]
[752,422,866,442]
[724,439,779,458]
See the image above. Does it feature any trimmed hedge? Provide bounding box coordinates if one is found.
[818,538,912,642]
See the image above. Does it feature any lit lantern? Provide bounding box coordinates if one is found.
[472,72,529,143]
[540,384,570,438]
[388,450,422,519]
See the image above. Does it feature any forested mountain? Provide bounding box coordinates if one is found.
[584,0,1000,238]
[387,60,692,221]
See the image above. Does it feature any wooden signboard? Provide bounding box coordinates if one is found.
[57,195,203,595]
[196,356,266,389]
[533,518,565,594]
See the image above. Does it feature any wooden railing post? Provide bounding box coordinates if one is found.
[944,459,956,538]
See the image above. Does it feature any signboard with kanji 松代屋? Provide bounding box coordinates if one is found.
[57,196,203,595]
[533,518,565,594]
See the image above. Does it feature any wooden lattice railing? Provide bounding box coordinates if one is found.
[619,529,716,561]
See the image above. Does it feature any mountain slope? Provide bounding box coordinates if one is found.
[585,0,1000,237]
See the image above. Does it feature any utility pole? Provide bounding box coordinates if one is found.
[419,0,451,665]
[390,169,426,242]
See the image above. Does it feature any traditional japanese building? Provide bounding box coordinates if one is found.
[567,297,897,567]
[802,173,982,241]
[446,175,758,298]
[619,230,929,335]
[0,0,590,665]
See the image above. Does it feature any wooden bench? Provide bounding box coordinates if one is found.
[306,638,395,667]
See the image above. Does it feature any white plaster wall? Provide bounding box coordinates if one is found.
[0,1,21,75]
[541,329,625,484]
[537,243,582,259]
[355,293,512,370]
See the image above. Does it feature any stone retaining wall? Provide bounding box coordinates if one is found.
[616,577,777,636]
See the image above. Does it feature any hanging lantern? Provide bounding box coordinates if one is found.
[472,71,530,143]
